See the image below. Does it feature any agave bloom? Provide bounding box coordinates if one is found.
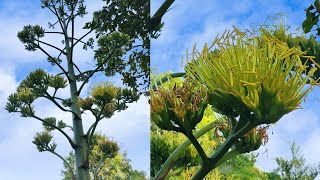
[186,27,317,125]
[151,78,208,133]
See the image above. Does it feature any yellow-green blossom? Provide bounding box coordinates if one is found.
[186,26,317,124]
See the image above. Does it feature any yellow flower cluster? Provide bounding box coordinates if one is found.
[186,26,317,124]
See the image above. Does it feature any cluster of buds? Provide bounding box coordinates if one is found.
[78,82,139,119]
[235,126,269,152]
[151,78,208,133]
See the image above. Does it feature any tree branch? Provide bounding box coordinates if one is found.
[73,63,82,74]
[53,5,67,36]
[47,5,66,36]
[192,119,254,179]
[73,29,94,47]
[150,0,175,31]
[85,102,107,164]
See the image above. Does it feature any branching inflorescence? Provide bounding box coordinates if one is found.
[151,22,319,179]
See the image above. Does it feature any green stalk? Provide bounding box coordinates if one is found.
[151,72,186,90]
[192,120,254,179]
[62,17,89,180]
[155,121,216,180]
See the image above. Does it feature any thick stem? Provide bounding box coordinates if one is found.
[151,72,186,89]
[155,121,217,180]
[62,18,89,180]
[192,120,254,179]
[184,131,209,166]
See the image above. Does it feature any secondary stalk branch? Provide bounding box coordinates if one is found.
[151,72,186,90]
[18,108,76,148]
[36,39,66,54]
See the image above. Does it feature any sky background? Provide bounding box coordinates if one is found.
[151,0,320,178]
[0,1,149,179]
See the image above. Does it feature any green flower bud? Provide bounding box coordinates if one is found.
[91,82,121,104]
[17,88,36,104]
[151,79,208,133]
[77,97,95,110]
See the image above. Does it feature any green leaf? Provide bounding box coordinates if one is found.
[315,0,320,11]
[302,18,314,33]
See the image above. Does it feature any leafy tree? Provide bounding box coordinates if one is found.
[272,142,320,180]
[151,21,318,179]
[5,0,150,179]
[303,0,320,35]
[62,133,146,180]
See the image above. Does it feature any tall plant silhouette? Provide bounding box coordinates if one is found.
[5,0,150,179]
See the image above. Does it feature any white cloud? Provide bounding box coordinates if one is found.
[255,109,320,172]
[302,129,320,165]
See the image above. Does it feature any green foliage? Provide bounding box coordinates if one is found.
[151,129,196,177]
[151,118,271,179]
[19,68,49,97]
[87,0,151,91]
[272,142,320,180]
[95,31,130,77]
[48,75,68,90]
[302,0,320,34]
[42,117,57,131]
[218,154,269,180]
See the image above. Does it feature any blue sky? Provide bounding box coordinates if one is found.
[151,0,320,177]
[0,1,149,179]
